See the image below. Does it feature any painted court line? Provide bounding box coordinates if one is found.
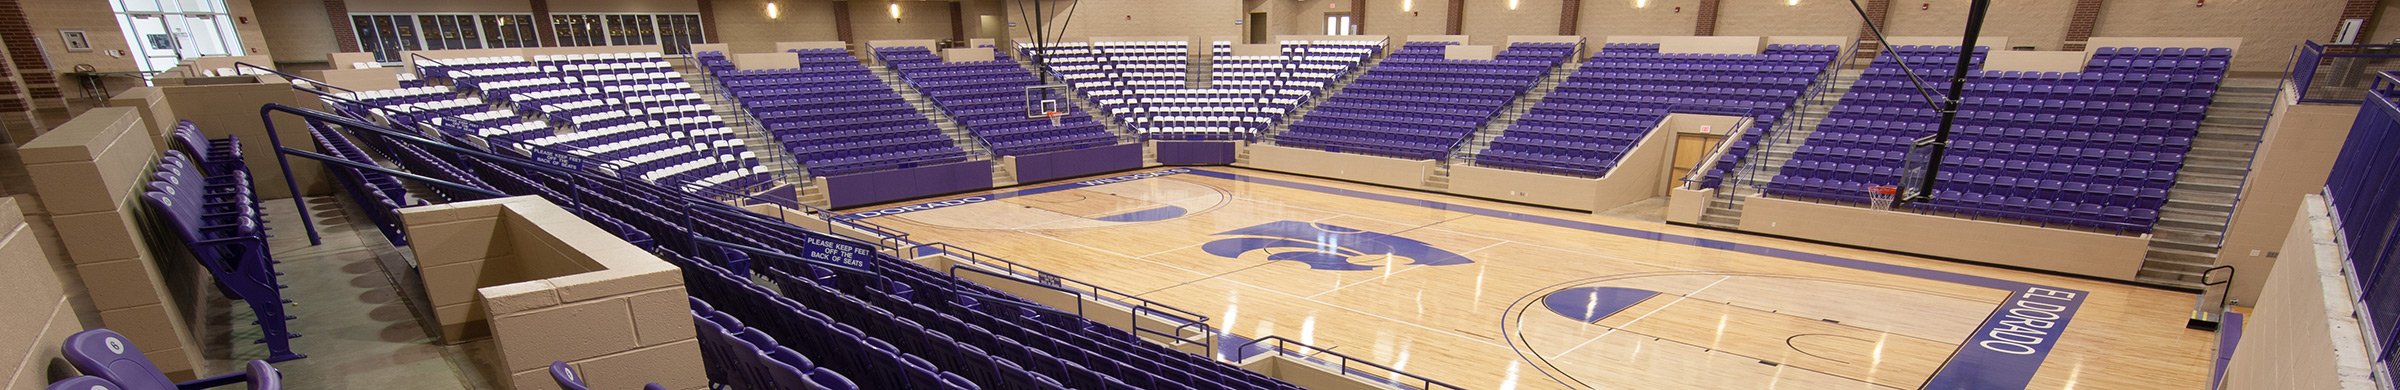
[873,167,2092,389]
[1546,276,1733,360]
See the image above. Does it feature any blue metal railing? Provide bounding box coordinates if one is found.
[2289,41,2400,104]
[1234,336,1466,390]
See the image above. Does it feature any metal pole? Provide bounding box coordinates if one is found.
[1909,0,1991,203]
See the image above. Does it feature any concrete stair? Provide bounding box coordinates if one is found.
[681,69,804,183]
[1263,55,1387,143]
[1698,71,1858,228]
[872,67,991,158]
[2133,77,2280,290]
[1449,63,1576,161]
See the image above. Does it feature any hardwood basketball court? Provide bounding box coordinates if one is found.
[846,166,2222,390]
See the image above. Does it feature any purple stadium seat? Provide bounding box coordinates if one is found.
[46,377,123,390]
[62,329,278,390]
[550,362,591,390]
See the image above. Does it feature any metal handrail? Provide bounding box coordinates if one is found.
[1233,336,1466,390]
[917,242,1214,340]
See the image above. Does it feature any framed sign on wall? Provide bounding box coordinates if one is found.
[59,29,91,52]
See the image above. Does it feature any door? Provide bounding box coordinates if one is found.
[1248,13,1267,44]
[1672,134,1722,180]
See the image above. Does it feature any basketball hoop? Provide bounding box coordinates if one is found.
[1868,186,1898,212]
[1046,111,1065,126]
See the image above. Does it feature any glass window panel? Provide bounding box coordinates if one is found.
[182,15,227,56]
[118,0,160,12]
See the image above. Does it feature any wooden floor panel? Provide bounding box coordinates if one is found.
[855,167,2224,390]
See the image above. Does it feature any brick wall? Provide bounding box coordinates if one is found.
[1446,0,1465,35]
[1717,0,1860,38]
[1849,0,1887,54]
[2062,0,2103,51]
[1558,0,1578,35]
[531,0,554,46]
[696,0,717,44]
[1694,0,1718,36]
[0,0,58,106]
[327,0,358,52]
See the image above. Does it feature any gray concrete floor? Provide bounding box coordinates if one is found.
[2,102,492,388]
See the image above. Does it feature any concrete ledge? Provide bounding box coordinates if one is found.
[1735,197,2150,280]
[1239,145,1434,190]
[20,108,205,380]
[399,196,701,390]
[2221,195,2378,390]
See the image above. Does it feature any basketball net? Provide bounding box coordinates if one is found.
[1047,111,1065,126]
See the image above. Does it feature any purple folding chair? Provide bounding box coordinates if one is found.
[550,362,591,390]
[62,329,278,390]
[47,377,123,390]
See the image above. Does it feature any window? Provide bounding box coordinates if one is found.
[352,13,540,63]
[552,13,706,55]
[1325,14,1355,36]
[108,0,247,73]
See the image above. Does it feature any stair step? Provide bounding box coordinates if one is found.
[2136,271,2209,287]
[2146,247,2220,264]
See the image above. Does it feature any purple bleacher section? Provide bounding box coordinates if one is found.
[1271,42,1573,160]
[408,53,773,193]
[696,49,975,177]
[1768,46,2231,233]
[289,96,1322,389]
[1474,43,1841,178]
[873,46,1125,156]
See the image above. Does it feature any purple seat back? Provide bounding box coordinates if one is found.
[45,376,122,390]
[60,329,175,390]
[550,361,591,390]
[244,360,280,390]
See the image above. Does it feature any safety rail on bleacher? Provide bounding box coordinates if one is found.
[1678,114,1761,189]
[2287,41,2400,104]
[1233,336,1466,390]
[918,242,1219,354]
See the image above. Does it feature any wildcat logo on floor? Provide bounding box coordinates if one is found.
[1201,221,1471,271]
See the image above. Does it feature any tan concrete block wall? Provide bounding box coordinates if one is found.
[252,0,339,63]
[0,198,95,390]
[2220,98,2361,305]
[2221,196,2377,390]
[710,0,842,54]
[1738,196,2153,280]
[1577,0,1699,37]
[20,0,141,100]
[156,81,332,200]
[1279,0,1351,37]
[224,0,276,59]
[1885,0,2074,51]
[1366,0,1449,37]
[402,197,700,390]
[1716,1,1859,39]
[2093,0,2340,74]
[852,1,957,42]
[1460,0,1563,46]
[18,108,205,381]
[1001,0,1242,42]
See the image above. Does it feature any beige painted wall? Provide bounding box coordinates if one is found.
[254,0,338,64]
[712,0,842,53]
[1884,0,2073,51]
[1460,0,1563,46]
[1241,145,1435,190]
[22,0,143,100]
[1280,0,1350,37]
[1365,0,1447,37]
[2092,0,2340,74]
[1578,0,1698,37]
[1003,0,1242,42]
[852,1,957,42]
[1737,197,2152,280]
[1716,1,1858,39]
[2219,95,2361,306]
[2220,196,2377,390]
